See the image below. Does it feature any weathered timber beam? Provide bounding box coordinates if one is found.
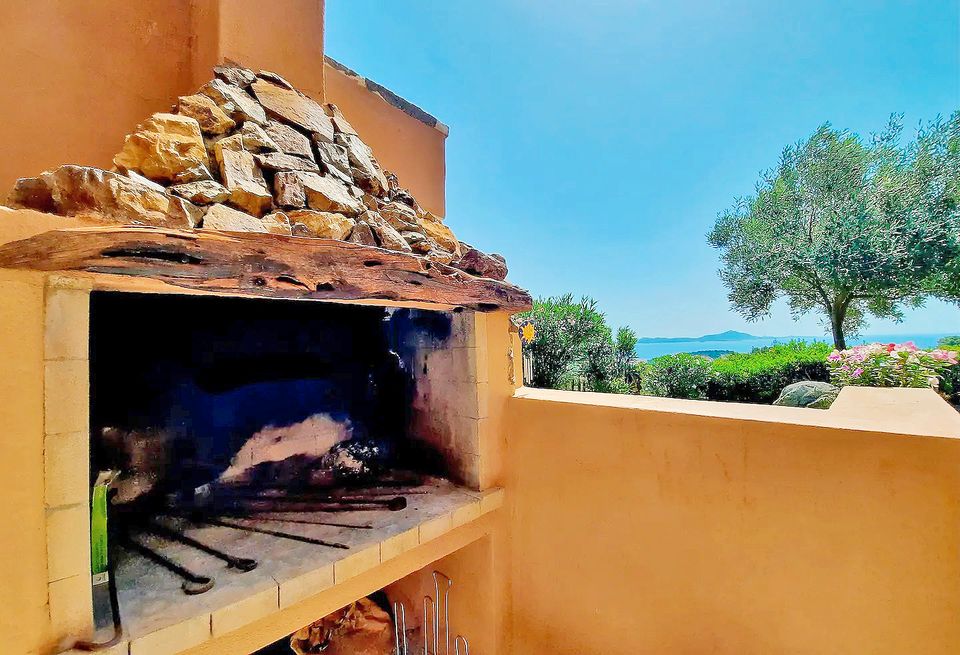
[0,226,533,312]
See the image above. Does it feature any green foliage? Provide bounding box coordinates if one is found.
[639,353,713,400]
[707,341,832,403]
[938,336,960,347]
[614,326,638,378]
[517,294,630,393]
[634,341,831,404]
[708,114,960,349]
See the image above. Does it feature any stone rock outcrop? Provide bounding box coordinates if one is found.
[203,203,268,232]
[218,149,272,216]
[454,244,508,280]
[113,113,210,184]
[264,120,313,159]
[200,78,267,125]
[773,381,839,409]
[4,64,514,284]
[286,210,355,240]
[169,180,230,205]
[7,165,201,228]
[176,94,236,135]
[251,78,335,143]
[300,173,364,215]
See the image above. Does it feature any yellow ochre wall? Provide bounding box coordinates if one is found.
[323,60,448,217]
[506,389,960,655]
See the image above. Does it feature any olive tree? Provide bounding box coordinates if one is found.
[708,113,960,349]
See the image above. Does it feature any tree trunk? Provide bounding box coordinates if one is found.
[830,306,847,350]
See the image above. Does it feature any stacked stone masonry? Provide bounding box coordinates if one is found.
[6,64,509,281]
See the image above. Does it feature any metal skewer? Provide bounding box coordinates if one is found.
[393,600,407,655]
[193,516,350,549]
[123,534,214,595]
[144,520,257,571]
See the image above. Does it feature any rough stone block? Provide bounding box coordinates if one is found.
[211,585,279,637]
[333,544,381,583]
[418,513,453,543]
[44,286,89,361]
[380,527,419,562]
[44,360,89,435]
[44,431,88,508]
[48,574,94,649]
[279,564,334,609]
[129,614,211,655]
[46,504,89,582]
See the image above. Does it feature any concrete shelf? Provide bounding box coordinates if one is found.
[86,480,503,655]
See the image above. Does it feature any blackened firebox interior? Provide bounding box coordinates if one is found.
[90,291,454,518]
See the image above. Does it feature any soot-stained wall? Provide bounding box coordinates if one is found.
[89,292,453,497]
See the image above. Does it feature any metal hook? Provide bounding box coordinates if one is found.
[455,635,470,655]
[423,595,435,655]
[432,571,452,655]
[393,600,407,655]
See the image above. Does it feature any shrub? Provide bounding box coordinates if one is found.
[940,345,960,403]
[938,336,960,347]
[707,341,832,404]
[826,342,958,388]
[639,353,712,400]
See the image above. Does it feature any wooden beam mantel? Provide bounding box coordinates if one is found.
[0,226,533,312]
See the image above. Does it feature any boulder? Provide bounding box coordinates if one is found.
[176,94,236,135]
[7,165,201,228]
[251,78,335,143]
[364,211,412,252]
[202,203,267,233]
[335,133,388,196]
[453,244,508,280]
[124,170,166,194]
[254,152,320,173]
[286,210,355,240]
[378,201,420,232]
[347,221,377,246]
[218,149,272,216]
[273,172,307,208]
[113,113,210,184]
[264,120,313,159]
[420,219,460,254]
[773,381,839,409]
[299,173,364,215]
[237,123,279,152]
[214,63,256,88]
[324,103,358,136]
[401,231,432,253]
[258,70,296,90]
[315,141,351,175]
[261,211,293,236]
[169,180,230,205]
[199,78,267,125]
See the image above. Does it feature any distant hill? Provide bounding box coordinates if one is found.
[636,330,757,344]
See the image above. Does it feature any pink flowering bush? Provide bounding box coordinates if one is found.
[827,342,959,389]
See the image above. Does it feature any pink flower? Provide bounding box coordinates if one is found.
[828,351,841,362]
[886,343,896,352]
[852,368,864,378]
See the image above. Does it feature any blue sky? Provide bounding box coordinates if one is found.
[326,1,959,338]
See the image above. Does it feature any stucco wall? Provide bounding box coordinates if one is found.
[323,60,447,217]
[0,1,194,193]
[0,0,328,196]
[506,389,960,654]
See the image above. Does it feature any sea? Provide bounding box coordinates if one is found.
[634,333,956,361]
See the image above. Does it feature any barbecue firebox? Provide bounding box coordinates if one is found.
[77,290,501,645]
